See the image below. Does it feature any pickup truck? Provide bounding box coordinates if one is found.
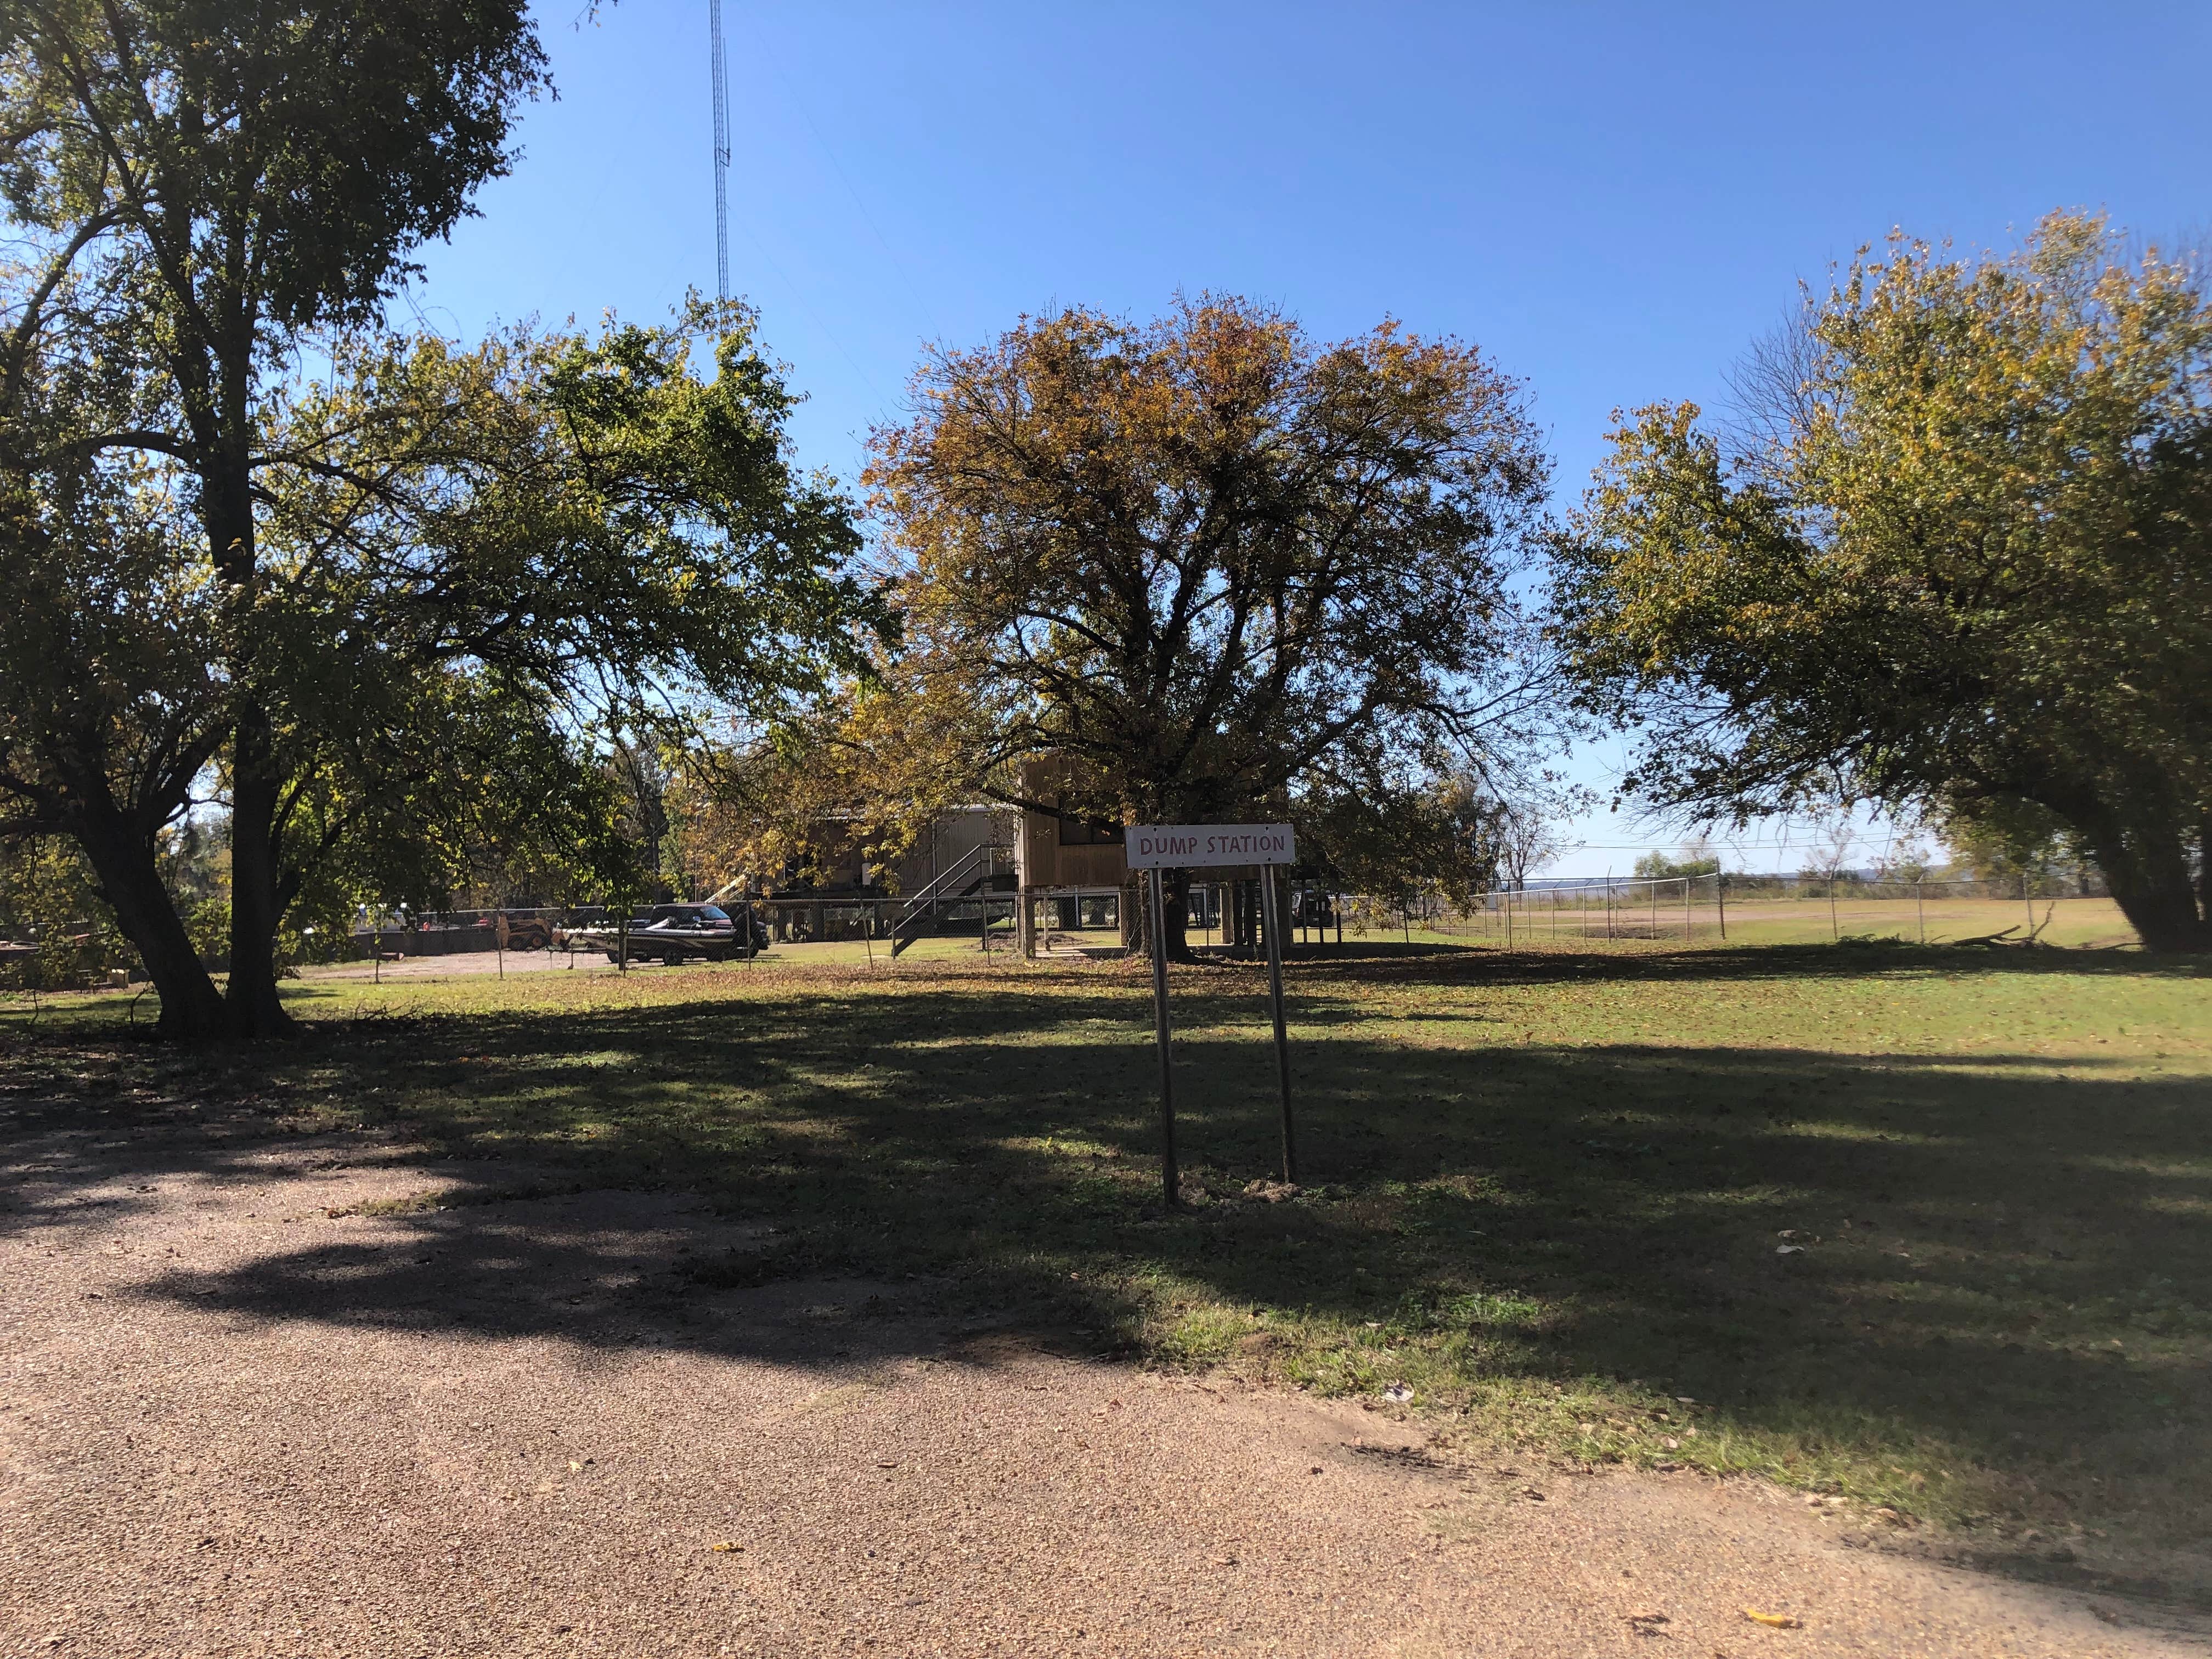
[562,903,766,964]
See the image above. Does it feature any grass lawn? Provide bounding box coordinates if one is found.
[7,939,2209,1590]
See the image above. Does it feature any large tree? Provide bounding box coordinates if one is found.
[0,3,878,1034]
[866,296,1554,953]
[1551,214,2212,950]
[0,0,556,1031]
[0,293,876,1035]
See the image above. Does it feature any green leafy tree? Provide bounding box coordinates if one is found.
[867,296,1556,956]
[0,289,878,1035]
[0,395,223,1017]
[1938,798,2079,894]
[0,834,123,988]
[0,0,545,1031]
[1299,768,1506,913]
[1551,213,2212,950]
[1633,837,1719,881]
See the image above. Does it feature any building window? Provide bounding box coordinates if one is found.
[1058,812,1125,847]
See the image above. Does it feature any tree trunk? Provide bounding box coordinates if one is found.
[1163,868,1193,961]
[2199,816,2212,932]
[2089,820,2210,952]
[207,450,295,1037]
[1128,871,1198,961]
[223,700,295,1036]
[70,793,227,1041]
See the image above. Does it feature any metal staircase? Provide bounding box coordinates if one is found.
[887,843,999,957]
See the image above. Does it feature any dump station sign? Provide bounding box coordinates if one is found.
[1125,823,1294,870]
[1125,822,1300,1204]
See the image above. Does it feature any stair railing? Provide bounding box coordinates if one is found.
[887,843,998,957]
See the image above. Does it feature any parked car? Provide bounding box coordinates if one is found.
[565,903,766,964]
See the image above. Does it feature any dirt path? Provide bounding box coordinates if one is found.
[2,1124,2197,1658]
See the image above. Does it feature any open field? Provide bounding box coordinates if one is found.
[1431,895,2138,952]
[5,938,2209,1625]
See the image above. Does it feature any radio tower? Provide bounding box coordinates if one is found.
[709,0,731,300]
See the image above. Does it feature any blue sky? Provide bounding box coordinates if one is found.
[410,1,2211,874]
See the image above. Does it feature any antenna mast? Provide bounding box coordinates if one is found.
[709,0,731,300]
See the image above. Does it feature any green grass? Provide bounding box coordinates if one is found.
[6,938,2209,1587]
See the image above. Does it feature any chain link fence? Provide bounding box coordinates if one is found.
[4,869,2145,998]
[1390,872,2134,952]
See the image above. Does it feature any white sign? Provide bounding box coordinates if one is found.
[1125,823,1296,870]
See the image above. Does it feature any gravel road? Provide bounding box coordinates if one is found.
[3,1118,2197,1658]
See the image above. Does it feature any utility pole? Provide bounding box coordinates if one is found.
[709,0,732,301]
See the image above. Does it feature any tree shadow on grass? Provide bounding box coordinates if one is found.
[4,974,2209,1595]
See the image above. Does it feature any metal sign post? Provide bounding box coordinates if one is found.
[1126,823,1299,1203]
[1146,866,1178,1207]
[1259,863,1295,1183]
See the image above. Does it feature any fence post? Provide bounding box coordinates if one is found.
[2023,873,2034,937]
[1916,878,1925,944]
[1684,874,1692,942]
[1716,873,1727,941]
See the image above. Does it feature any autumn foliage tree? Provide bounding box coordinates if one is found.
[1551,214,2212,950]
[866,296,1554,954]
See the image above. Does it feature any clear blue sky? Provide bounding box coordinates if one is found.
[410,1,2211,874]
